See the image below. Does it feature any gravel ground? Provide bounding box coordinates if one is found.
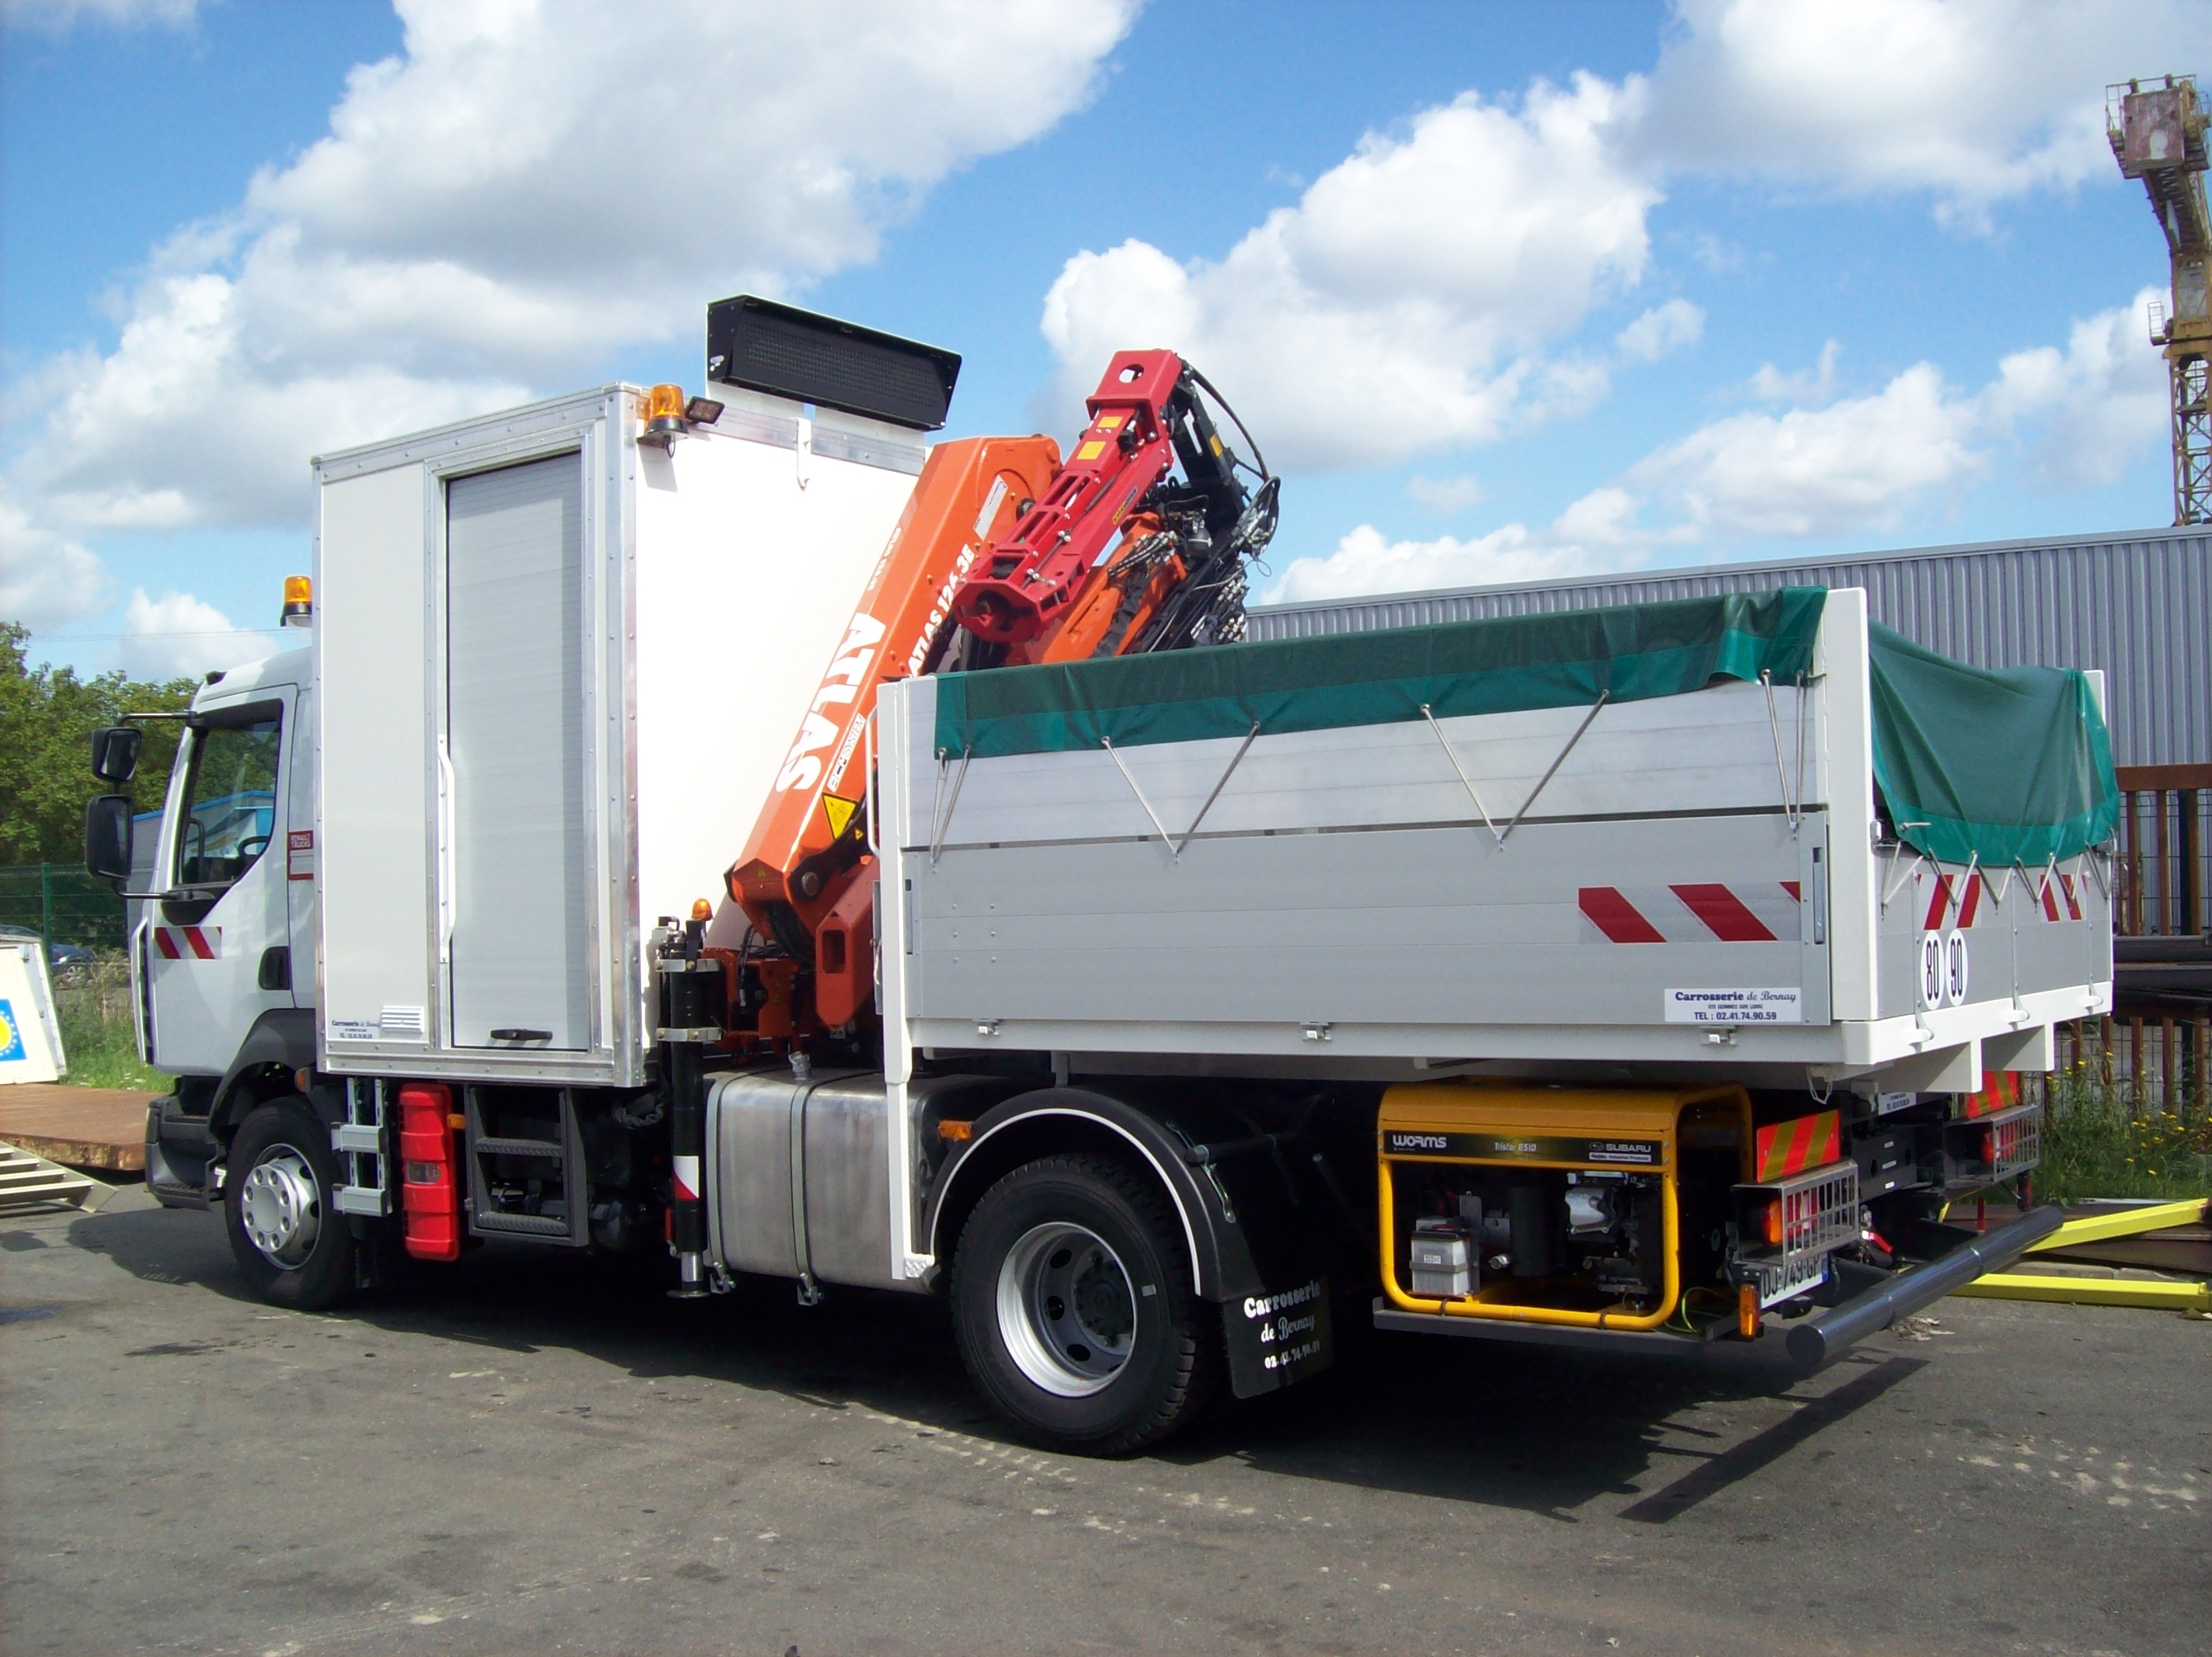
[3,1183,2207,1656]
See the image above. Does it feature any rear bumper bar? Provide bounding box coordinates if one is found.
[1780,1204,2063,1369]
[1372,1203,2066,1374]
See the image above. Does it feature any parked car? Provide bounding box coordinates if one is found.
[0,925,94,988]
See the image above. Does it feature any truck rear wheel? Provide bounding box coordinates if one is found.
[950,1153,1219,1455]
[224,1099,354,1311]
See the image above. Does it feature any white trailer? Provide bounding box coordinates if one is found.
[89,298,2111,1455]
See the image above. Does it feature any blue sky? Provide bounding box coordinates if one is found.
[2,0,2202,679]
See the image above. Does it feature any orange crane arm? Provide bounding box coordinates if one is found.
[723,434,1059,1016]
[724,353,1275,1034]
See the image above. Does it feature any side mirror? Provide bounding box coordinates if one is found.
[85,794,134,885]
[91,724,143,784]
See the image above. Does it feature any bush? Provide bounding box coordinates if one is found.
[54,950,172,1093]
[2036,1068,2212,1204]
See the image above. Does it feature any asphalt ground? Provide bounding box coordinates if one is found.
[3,1184,2207,1656]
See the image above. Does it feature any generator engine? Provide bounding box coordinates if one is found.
[1561,1172,1666,1301]
[1399,1169,1665,1309]
[1377,1080,1765,1332]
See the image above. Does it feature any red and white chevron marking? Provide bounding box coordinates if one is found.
[152,926,221,961]
[1578,883,1801,944]
[1920,867,2081,930]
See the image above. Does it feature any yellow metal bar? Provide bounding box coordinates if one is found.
[1954,1273,2210,1311]
[2022,1198,2208,1252]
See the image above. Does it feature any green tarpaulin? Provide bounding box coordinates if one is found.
[929,586,2120,867]
[1866,621,2118,867]
[934,589,1826,759]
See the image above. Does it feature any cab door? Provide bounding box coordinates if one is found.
[284,686,317,1011]
[147,693,294,1076]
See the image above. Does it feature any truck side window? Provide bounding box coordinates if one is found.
[175,714,281,891]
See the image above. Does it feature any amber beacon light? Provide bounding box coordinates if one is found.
[280,575,312,628]
[639,384,723,450]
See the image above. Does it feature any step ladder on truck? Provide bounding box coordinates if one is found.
[84,296,2116,1455]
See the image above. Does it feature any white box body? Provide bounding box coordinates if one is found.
[313,385,922,1086]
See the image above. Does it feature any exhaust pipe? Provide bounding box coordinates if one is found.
[1786,1204,2064,1370]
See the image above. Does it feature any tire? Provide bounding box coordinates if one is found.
[224,1098,354,1311]
[950,1153,1219,1455]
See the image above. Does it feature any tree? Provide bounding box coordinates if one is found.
[0,622,197,865]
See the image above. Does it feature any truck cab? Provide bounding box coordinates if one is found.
[123,644,318,1206]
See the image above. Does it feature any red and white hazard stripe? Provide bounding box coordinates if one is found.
[671,1154,701,1204]
[1919,864,2082,930]
[152,926,221,961]
[1578,883,1801,944]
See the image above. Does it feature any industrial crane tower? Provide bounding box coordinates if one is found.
[2109,75,2210,525]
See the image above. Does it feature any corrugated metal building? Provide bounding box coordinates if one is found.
[1247,526,2212,768]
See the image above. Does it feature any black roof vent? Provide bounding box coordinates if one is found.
[704,295,961,431]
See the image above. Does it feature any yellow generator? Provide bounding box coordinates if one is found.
[1377,1080,1863,1344]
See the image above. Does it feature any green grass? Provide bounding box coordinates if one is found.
[2035,1070,2212,1204]
[54,952,172,1093]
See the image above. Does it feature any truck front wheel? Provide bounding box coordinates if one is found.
[950,1153,1219,1455]
[224,1099,355,1311]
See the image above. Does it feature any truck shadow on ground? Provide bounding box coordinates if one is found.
[74,1200,1928,1523]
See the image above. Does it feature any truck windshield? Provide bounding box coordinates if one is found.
[176,714,280,891]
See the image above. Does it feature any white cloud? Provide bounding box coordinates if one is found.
[1984,288,2169,489]
[1405,473,1486,512]
[1040,73,1659,471]
[1038,2,2205,474]
[1275,290,2167,601]
[1616,298,1703,363]
[1632,363,1982,538]
[1640,0,2211,215]
[0,494,107,630]
[1268,519,1619,606]
[1744,339,1840,405]
[2,0,197,32]
[116,588,278,680]
[1631,295,2165,540]
[1264,366,1982,601]
[5,0,1140,537]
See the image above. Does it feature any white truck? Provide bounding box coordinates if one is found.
[86,297,2114,1454]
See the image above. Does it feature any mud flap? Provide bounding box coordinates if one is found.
[1221,1274,1334,1398]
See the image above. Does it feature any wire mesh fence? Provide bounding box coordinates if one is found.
[2114,769,2210,938]
[2042,1015,2212,1120]
[0,863,127,954]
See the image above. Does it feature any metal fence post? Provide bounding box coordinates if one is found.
[39,860,52,948]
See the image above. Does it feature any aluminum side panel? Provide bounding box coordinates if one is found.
[317,463,432,1058]
[903,679,1814,849]
[906,812,1827,1030]
[1876,859,2115,1020]
[446,453,592,1050]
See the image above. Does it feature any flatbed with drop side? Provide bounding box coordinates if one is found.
[89,296,2111,1454]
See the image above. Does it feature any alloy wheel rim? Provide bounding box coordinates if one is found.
[995,1221,1137,1398]
[239,1145,322,1269]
